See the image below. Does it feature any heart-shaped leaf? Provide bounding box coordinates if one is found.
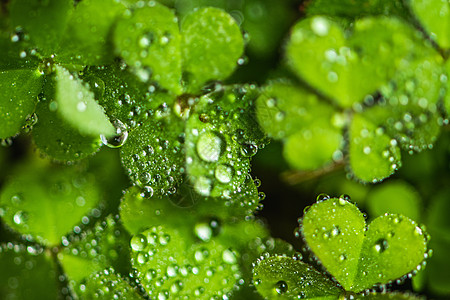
[300,197,429,292]
[286,16,417,108]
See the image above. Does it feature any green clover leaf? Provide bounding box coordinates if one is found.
[300,197,429,292]
[286,16,417,108]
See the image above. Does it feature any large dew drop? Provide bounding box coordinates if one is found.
[130,234,147,251]
[196,132,224,162]
[100,120,128,148]
[214,164,234,184]
[275,280,288,294]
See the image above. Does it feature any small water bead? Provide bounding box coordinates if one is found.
[214,164,234,184]
[170,280,183,293]
[100,120,128,148]
[316,193,330,202]
[222,248,237,264]
[330,226,341,237]
[339,254,347,262]
[195,248,209,262]
[240,143,258,157]
[13,210,28,226]
[338,194,350,205]
[130,234,147,251]
[137,252,149,264]
[275,280,288,294]
[166,264,178,277]
[194,222,213,242]
[194,176,212,196]
[139,172,151,184]
[196,132,224,162]
[159,234,170,245]
[374,238,389,253]
[140,186,154,198]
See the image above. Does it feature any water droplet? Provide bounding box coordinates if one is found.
[194,222,213,242]
[145,269,157,281]
[137,252,149,264]
[240,143,258,157]
[330,226,341,237]
[195,248,209,262]
[100,120,128,148]
[196,132,224,162]
[275,280,288,294]
[222,248,237,264]
[139,32,155,48]
[166,264,178,277]
[10,194,23,205]
[194,176,212,196]
[374,238,389,253]
[140,186,154,198]
[338,194,350,205]
[13,210,28,225]
[339,254,347,261]
[214,164,234,184]
[311,17,329,36]
[170,280,183,293]
[316,193,330,201]
[130,234,147,251]
[139,172,151,185]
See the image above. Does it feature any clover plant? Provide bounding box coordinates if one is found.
[0,0,449,299]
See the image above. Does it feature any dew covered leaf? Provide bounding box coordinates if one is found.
[82,64,170,130]
[54,65,115,137]
[80,268,142,300]
[185,84,265,198]
[32,79,102,162]
[410,0,450,49]
[252,255,341,299]
[130,225,241,299]
[181,7,244,93]
[301,197,429,292]
[58,215,132,294]
[0,68,43,139]
[286,16,417,108]
[0,162,102,246]
[377,54,444,152]
[114,2,182,94]
[349,113,401,183]
[0,244,59,299]
[120,110,185,198]
[56,0,126,65]
[366,181,421,221]
[0,32,40,70]
[9,0,72,55]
